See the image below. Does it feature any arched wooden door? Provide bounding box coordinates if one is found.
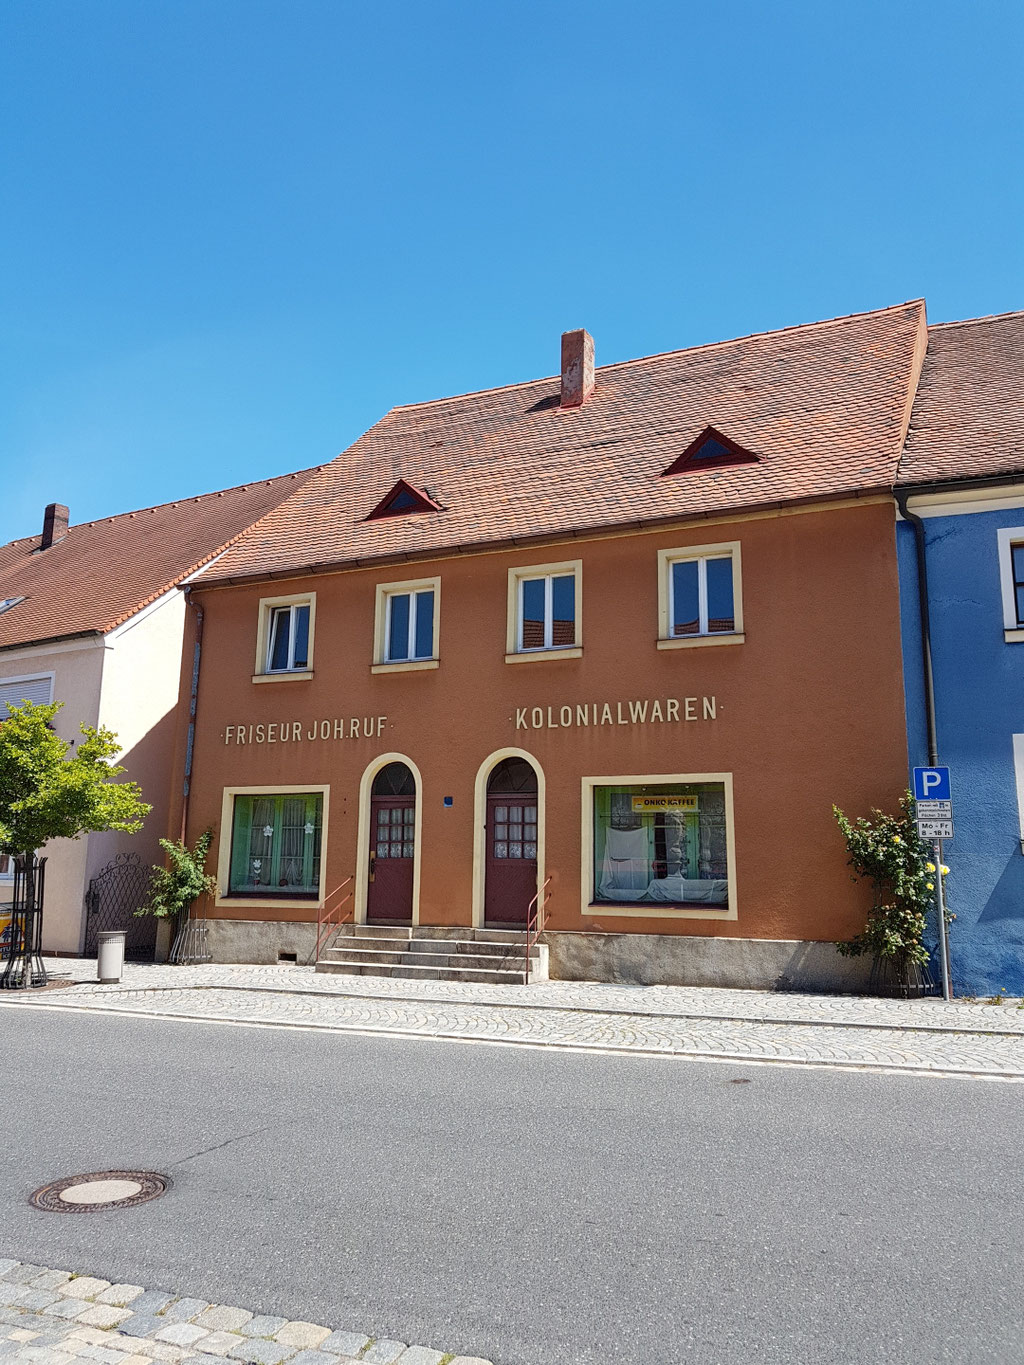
[484,758,538,926]
[367,762,416,922]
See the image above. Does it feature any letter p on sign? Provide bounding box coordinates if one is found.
[913,767,951,801]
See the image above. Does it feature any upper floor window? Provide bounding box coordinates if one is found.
[657,543,744,649]
[372,577,440,672]
[0,673,54,720]
[253,594,316,681]
[506,561,582,661]
[996,528,1024,642]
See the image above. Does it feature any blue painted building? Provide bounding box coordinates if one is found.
[897,313,1024,996]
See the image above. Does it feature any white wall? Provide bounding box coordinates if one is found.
[0,589,188,954]
[88,589,188,904]
[0,639,105,950]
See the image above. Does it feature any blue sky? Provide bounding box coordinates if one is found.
[2,0,1022,542]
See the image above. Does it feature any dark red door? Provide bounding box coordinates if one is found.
[484,792,538,925]
[367,796,415,922]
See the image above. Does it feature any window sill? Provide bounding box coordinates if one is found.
[216,893,321,911]
[252,670,314,684]
[585,903,734,920]
[505,647,583,664]
[1004,629,1024,643]
[371,659,440,674]
[657,633,745,651]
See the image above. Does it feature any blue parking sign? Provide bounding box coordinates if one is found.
[913,767,951,801]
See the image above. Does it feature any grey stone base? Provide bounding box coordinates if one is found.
[542,930,874,993]
[205,918,871,992]
[206,918,318,965]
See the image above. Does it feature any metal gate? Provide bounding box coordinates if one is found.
[84,853,157,960]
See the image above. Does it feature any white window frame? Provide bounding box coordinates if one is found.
[372,577,441,674]
[657,542,744,650]
[0,671,55,721]
[253,593,316,683]
[505,560,583,663]
[997,527,1024,642]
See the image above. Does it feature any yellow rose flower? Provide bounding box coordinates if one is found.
[926,882,934,891]
[893,836,902,845]
[926,861,936,873]
[941,865,950,875]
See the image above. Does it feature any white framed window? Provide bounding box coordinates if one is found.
[253,594,316,682]
[506,560,582,662]
[372,577,440,673]
[997,528,1024,641]
[0,673,54,720]
[0,853,13,883]
[657,543,744,650]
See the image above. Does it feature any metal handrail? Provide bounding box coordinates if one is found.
[310,876,355,964]
[523,875,552,985]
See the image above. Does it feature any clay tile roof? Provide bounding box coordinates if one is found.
[898,311,1024,487]
[0,468,321,651]
[205,301,928,584]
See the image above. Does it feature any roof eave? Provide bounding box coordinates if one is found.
[193,484,892,591]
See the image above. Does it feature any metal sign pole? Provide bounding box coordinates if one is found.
[933,837,951,1001]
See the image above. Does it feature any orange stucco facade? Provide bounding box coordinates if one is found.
[174,496,909,960]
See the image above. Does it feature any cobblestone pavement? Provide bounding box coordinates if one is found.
[0,1260,488,1365]
[1,960,1023,1078]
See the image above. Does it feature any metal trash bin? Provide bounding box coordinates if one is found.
[97,930,127,984]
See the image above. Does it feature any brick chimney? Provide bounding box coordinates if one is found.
[560,328,595,408]
[41,503,69,550]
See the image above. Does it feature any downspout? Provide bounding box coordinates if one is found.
[894,489,938,766]
[894,488,951,998]
[178,589,205,843]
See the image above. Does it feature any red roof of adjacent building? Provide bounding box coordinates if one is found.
[897,311,1024,487]
[0,469,321,651]
[202,300,929,584]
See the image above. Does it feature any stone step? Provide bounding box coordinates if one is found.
[316,959,529,985]
[327,935,538,959]
[350,924,530,943]
[322,947,534,971]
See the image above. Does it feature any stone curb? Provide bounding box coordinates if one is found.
[0,1262,493,1365]
[36,979,1024,1039]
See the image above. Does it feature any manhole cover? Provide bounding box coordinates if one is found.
[29,1171,170,1212]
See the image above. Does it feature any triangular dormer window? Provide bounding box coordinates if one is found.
[661,426,760,477]
[365,479,444,521]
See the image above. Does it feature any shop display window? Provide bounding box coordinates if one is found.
[228,793,322,896]
[592,781,729,908]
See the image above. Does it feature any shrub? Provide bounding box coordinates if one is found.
[833,793,946,969]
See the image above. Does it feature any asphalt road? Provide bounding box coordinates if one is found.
[1,1007,1022,1365]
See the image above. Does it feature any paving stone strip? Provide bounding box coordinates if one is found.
[0,1262,492,1365]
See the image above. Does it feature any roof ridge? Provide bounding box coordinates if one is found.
[928,308,1024,332]
[388,300,927,415]
[1,465,324,551]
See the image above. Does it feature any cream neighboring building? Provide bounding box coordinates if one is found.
[0,473,318,955]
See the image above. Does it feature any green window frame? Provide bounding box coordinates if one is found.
[229,793,323,897]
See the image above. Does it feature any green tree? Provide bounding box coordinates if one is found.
[0,700,150,857]
[137,830,217,920]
